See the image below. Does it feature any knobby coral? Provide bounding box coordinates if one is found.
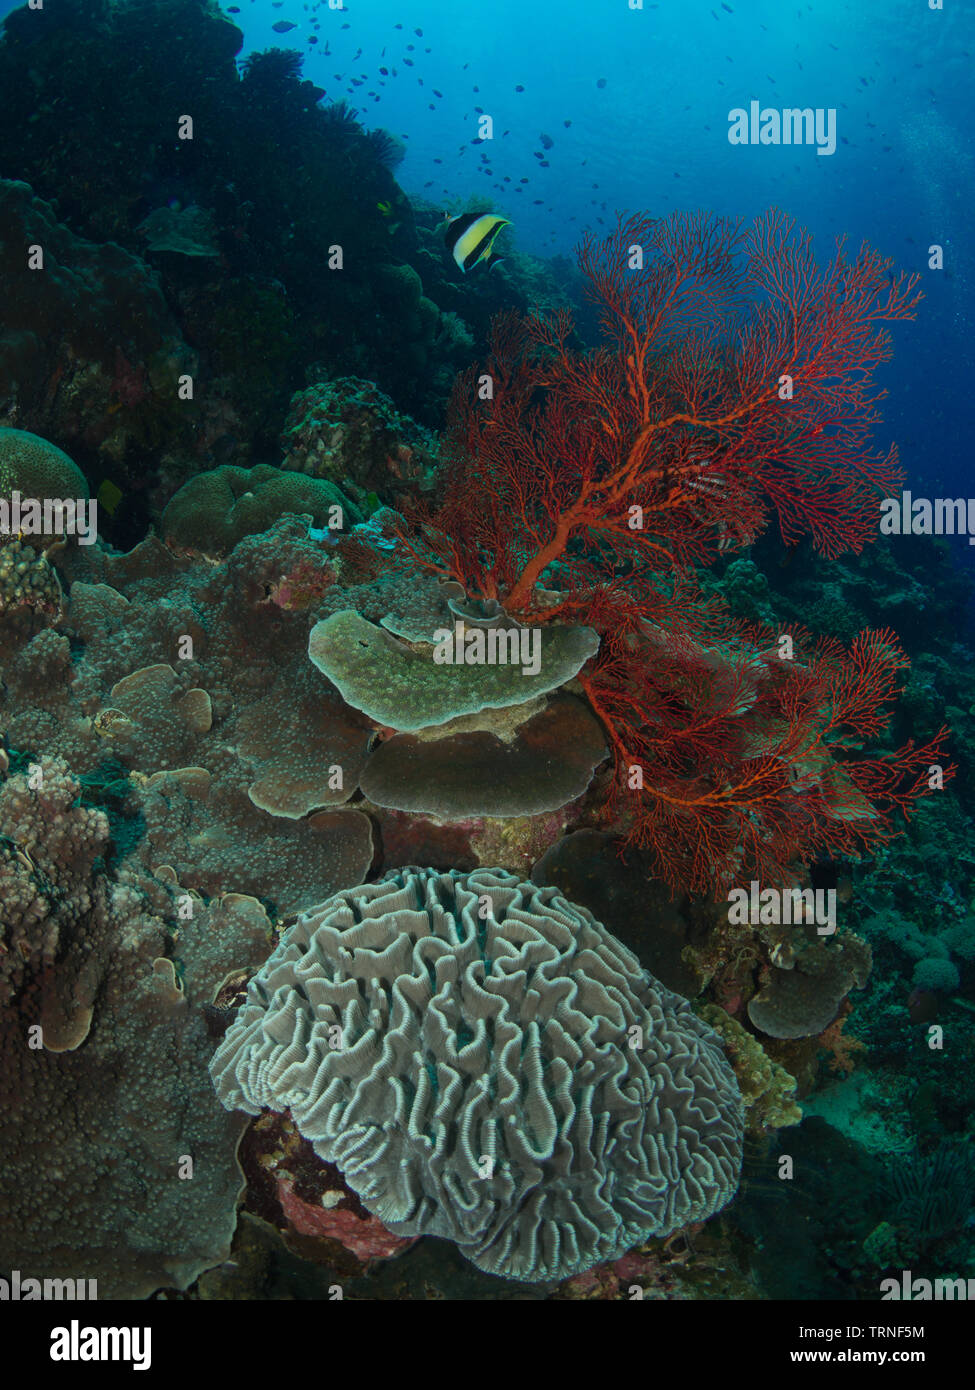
[210,867,744,1283]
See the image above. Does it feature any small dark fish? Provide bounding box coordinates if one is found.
[403,57,414,66]
[722,1,733,10]
[433,89,443,98]
[379,66,388,75]
[515,84,524,92]
[414,27,423,36]
[307,35,317,43]
[540,132,553,149]
[271,19,296,32]
[596,76,607,87]
[227,4,239,11]
[563,119,571,127]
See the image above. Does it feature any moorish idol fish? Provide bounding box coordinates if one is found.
[442,212,511,273]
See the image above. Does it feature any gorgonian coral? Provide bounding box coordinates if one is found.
[378,211,952,893]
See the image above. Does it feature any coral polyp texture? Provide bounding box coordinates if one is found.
[210,867,744,1282]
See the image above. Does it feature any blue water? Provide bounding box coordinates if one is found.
[227,0,973,571]
[2,0,970,564]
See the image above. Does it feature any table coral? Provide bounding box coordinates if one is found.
[359,693,606,818]
[308,607,599,731]
[747,931,872,1039]
[211,867,744,1283]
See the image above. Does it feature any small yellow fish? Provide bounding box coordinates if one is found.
[97,479,123,516]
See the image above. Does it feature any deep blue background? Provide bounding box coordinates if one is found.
[3,0,971,568]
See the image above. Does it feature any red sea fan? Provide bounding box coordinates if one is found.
[387,209,950,895]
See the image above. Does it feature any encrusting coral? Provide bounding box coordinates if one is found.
[0,757,274,1296]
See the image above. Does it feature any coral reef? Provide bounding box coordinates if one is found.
[0,0,969,1299]
[698,1005,802,1133]
[308,607,599,730]
[747,929,873,1040]
[0,536,62,627]
[211,867,744,1282]
[280,377,438,509]
[378,213,949,897]
[162,463,361,557]
[0,427,89,500]
[0,757,273,1296]
[359,695,606,818]
[0,182,196,473]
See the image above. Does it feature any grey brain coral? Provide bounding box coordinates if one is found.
[211,867,744,1282]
